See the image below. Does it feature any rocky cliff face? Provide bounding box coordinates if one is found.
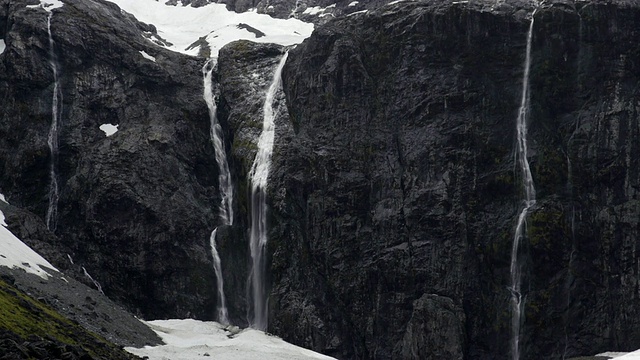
[266,0,640,359]
[0,0,220,320]
[2,0,640,359]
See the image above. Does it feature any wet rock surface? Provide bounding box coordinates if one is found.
[0,0,220,320]
[216,40,290,326]
[1,0,640,359]
[268,0,640,359]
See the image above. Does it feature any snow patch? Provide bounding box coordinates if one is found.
[348,1,359,6]
[139,50,156,62]
[387,0,410,4]
[347,9,368,16]
[302,6,324,15]
[26,0,64,11]
[0,40,5,55]
[0,193,7,204]
[99,123,119,136]
[106,0,313,57]
[0,209,58,279]
[611,351,640,359]
[125,319,337,360]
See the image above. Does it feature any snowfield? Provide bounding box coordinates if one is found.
[612,351,640,359]
[125,319,337,360]
[106,0,314,57]
[0,206,58,279]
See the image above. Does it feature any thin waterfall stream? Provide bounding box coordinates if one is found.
[203,59,233,325]
[209,229,229,324]
[510,8,537,360]
[45,12,62,232]
[247,52,288,331]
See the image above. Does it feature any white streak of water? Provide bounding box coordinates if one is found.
[82,266,105,295]
[510,9,537,360]
[203,59,234,226]
[45,12,62,232]
[247,52,288,331]
[203,58,234,324]
[210,229,229,324]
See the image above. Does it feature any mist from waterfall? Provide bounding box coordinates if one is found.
[247,52,288,331]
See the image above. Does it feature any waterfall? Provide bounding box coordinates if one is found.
[82,266,104,295]
[45,12,62,232]
[247,52,288,331]
[210,229,230,324]
[509,9,537,360]
[203,59,234,225]
[202,59,234,324]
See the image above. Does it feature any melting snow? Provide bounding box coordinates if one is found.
[125,319,337,360]
[0,209,58,279]
[26,0,64,11]
[139,50,156,62]
[348,1,359,6]
[0,39,5,55]
[106,0,314,57]
[99,124,119,136]
[0,193,6,203]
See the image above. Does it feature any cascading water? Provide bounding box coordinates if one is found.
[82,266,105,295]
[203,59,234,225]
[247,52,288,331]
[209,229,229,324]
[202,59,234,324]
[509,9,537,360]
[45,12,62,232]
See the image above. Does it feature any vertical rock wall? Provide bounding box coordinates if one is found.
[0,0,220,319]
[269,0,640,358]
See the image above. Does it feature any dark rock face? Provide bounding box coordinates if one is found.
[0,0,221,320]
[266,0,640,359]
[2,0,640,359]
[400,294,465,360]
[216,40,290,325]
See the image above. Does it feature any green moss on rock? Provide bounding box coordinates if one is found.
[0,279,141,360]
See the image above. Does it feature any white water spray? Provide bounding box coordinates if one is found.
[509,9,537,360]
[203,59,234,324]
[248,52,288,331]
[45,12,62,232]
